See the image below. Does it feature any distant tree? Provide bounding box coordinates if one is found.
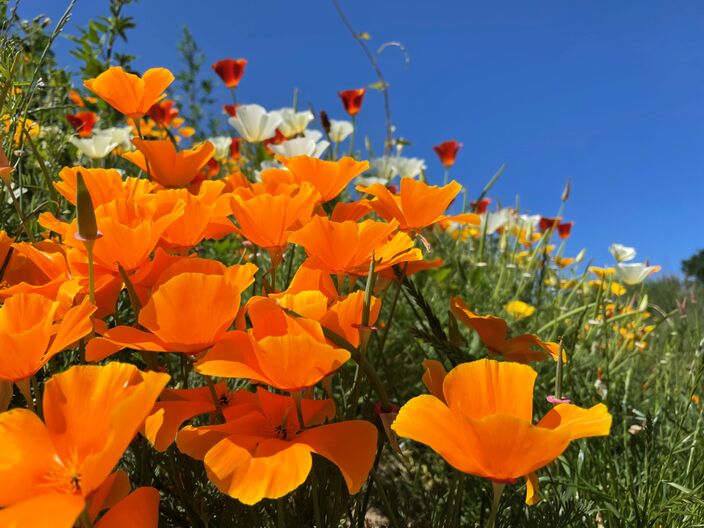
[682,249,704,283]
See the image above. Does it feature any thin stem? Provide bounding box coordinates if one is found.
[84,239,96,305]
[485,482,505,528]
[204,375,226,424]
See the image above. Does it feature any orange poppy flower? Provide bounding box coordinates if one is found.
[212,59,247,89]
[86,259,257,360]
[230,182,320,256]
[177,387,377,505]
[331,199,373,222]
[0,362,168,526]
[433,140,462,168]
[143,182,236,250]
[124,138,215,188]
[280,156,369,202]
[450,297,563,363]
[288,215,423,276]
[54,167,155,207]
[338,88,366,116]
[143,381,230,452]
[147,99,179,127]
[357,178,480,231]
[66,111,98,137]
[0,294,95,384]
[392,358,611,502]
[84,66,174,118]
[39,197,185,274]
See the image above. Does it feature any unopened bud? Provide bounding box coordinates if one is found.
[561,177,571,202]
[75,172,101,241]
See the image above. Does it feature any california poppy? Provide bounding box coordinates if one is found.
[392,358,612,503]
[84,67,174,118]
[338,88,366,116]
[177,387,377,505]
[433,140,462,168]
[0,294,95,385]
[54,167,155,207]
[0,362,168,526]
[212,59,247,89]
[86,259,257,360]
[450,297,562,363]
[471,197,491,214]
[147,99,179,127]
[124,138,215,188]
[280,156,369,203]
[357,178,480,231]
[288,215,423,276]
[557,221,573,239]
[66,111,98,137]
[230,182,320,257]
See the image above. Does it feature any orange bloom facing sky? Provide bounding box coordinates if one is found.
[84,66,174,118]
[177,387,377,505]
[451,297,563,363]
[392,359,611,501]
[0,363,168,526]
[124,138,215,188]
[86,259,257,359]
[357,178,480,231]
[280,156,369,203]
[288,215,423,275]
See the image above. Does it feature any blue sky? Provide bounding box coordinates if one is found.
[24,0,704,274]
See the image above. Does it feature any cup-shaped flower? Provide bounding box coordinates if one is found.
[329,119,354,143]
[338,88,366,116]
[69,134,119,160]
[147,99,179,127]
[228,104,282,143]
[358,178,479,231]
[0,294,95,383]
[0,363,169,526]
[212,59,247,89]
[124,138,215,188]
[54,167,156,207]
[609,243,637,262]
[66,111,98,137]
[86,259,257,360]
[392,359,611,498]
[84,66,174,118]
[208,136,233,161]
[270,137,329,159]
[615,262,661,285]
[433,140,462,168]
[230,182,320,253]
[280,156,369,202]
[177,387,377,505]
[274,108,314,137]
[288,216,423,276]
[451,297,561,363]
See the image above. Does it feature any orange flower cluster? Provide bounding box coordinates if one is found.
[0,64,614,525]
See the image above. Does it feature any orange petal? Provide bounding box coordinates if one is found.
[421,359,447,402]
[0,493,85,528]
[94,487,160,528]
[295,420,377,494]
[537,403,612,440]
[87,470,131,520]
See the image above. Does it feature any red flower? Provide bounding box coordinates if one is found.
[338,88,366,116]
[66,111,98,137]
[212,59,247,89]
[538,217,560,232]
[230,137,242,159]
[471,197,491,214]
[433,140,462,168]
[557,221,573,239]
[148,99,179,126]
[223,104,239,117]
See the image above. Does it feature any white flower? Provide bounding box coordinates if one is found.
[229,104,282,143]
[389,156,426,180]
[355,175,387,187]
[99,126,133,150]
[512,214,540,231]
[480,208,513,235]
[615,262,659,285]
[208,136,233,161]
[274,108,314,137]
[609,243,637,262]
[69,134,119,159]
[269,137,329,159]
[303,129,324,143]
[329,119,354,143]
[371,157,397,181]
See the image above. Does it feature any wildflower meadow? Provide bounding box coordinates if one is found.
[0,2,702,527]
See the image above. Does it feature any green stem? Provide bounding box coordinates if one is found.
[485,482,505,528]
[204,375,226,424]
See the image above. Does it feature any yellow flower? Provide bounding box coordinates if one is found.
[588,266,615,278]
[504,300,535,320]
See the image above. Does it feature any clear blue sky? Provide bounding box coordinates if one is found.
[24,0,704,274]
